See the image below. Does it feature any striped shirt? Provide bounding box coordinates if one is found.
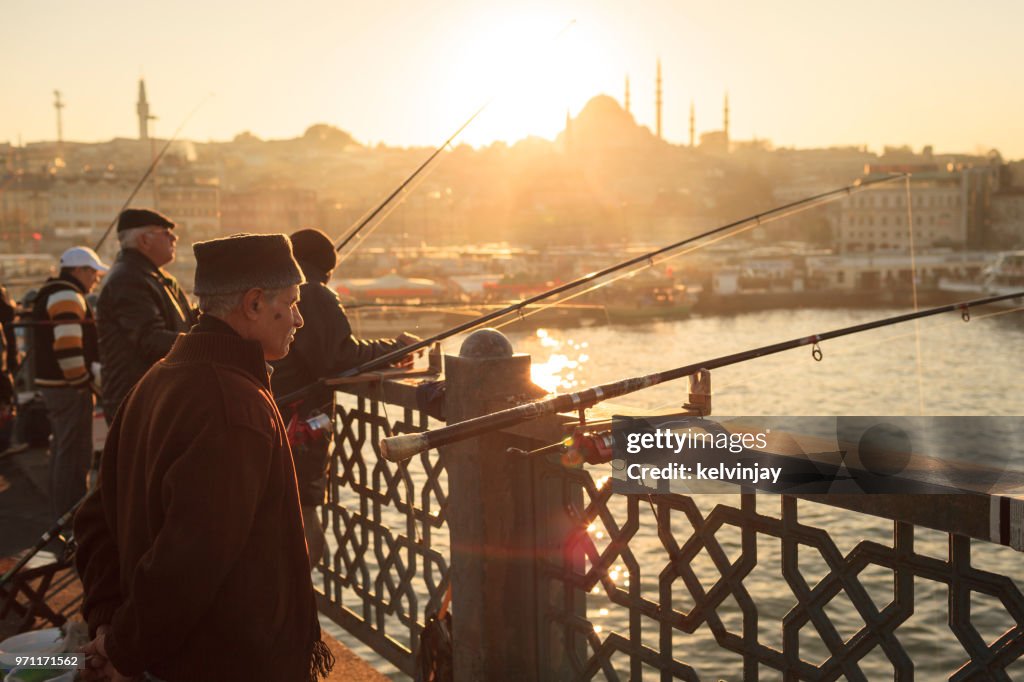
[31,276,98,389]
[46,288,90,385]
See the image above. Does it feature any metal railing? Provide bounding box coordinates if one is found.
[314,336,1024,680]
[313,376,449,676]
[538,468,1024,680]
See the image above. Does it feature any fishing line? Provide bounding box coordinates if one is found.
[492,189,843,332]
[333,107,488,266]
[904,175,926,415]
[335,161,440,266]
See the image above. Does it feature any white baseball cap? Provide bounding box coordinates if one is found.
[60,246,110,273]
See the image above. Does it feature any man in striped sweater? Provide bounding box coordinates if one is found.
[31,246,108,520]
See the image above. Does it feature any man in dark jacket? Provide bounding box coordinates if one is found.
[32,246,107,520]
[271,228,419,566]
[97,208,195,422]
[75,233,334,682]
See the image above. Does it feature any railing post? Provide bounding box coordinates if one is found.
[443,329,559,681]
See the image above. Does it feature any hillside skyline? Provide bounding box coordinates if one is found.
[4,1,1024,157]
[6,92,1016,164]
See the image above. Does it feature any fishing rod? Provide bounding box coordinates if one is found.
[343,300,599,311]
[378,290,1024,462]
[0,492,87,588]
[333,20,577,263]
[333,102,490,257]
[274,173,906,406]
[93,93,212,252]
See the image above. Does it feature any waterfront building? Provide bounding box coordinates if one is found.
[991,189,1024,246]
[836,164,997,253]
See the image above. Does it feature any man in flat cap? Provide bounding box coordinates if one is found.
[97,208,196,422]
[272,227,420,566]
[75,234,335,682]
[31,246,108,520]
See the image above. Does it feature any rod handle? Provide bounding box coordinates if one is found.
[381,432,431,462]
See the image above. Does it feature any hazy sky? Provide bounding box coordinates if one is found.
[4,0,1023,158]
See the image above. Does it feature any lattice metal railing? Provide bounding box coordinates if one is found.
[314,381,450,676]
[312,366,1024,680]
[539,456,1024,681]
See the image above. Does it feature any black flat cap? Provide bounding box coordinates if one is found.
[117,208,175,233]
[193,233,304,296]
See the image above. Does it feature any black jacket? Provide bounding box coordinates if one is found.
[97,249,196,418]
[271,260,402,505]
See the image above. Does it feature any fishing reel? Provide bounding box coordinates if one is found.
[285,408,332,447]
[561,428,616,466]
[506,369,713,466]
[506,423,615,466]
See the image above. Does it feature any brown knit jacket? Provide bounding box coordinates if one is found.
[74,316,333,681]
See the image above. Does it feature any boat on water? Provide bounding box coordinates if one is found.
[939,251,1024,307]
[583,269,694,324]
[603,285,692,324]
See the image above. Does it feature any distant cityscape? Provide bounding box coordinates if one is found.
[2,79,1023,295]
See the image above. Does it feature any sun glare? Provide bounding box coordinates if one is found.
[442,11,610,146]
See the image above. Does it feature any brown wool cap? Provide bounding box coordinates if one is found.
[192,233,305,296]
[117,208,175,233]
[289,228,337,277]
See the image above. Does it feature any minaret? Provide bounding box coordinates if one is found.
[655,59,663,140]
[137,79,150,141]
[723,91,730,147]
[624,75,631,115]
[689,100,695,148]
[53,90,65,161]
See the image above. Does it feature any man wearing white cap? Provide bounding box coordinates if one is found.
[30,246,108,520]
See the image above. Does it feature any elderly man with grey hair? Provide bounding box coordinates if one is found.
[97,208,196,422]
[76,233,335,681]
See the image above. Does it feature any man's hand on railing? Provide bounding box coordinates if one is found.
[393,332,424,369]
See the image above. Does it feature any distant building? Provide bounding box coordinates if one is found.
[49,175,135,243]
[220,187,318,233]
[155,180,220,241]
[48,171,221,250]
[0,173,51,248]
[991,189,1024,246]
[836,164,997,252]
[699,131,729,155]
